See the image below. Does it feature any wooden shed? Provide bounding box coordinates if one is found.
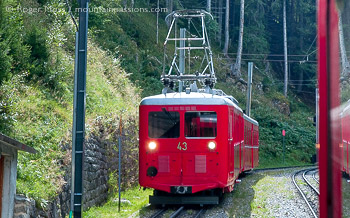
[0,133,36,218]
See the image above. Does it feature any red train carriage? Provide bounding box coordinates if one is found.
[341,101,350,175]
[139,92,259,205]
[244,115,259,171]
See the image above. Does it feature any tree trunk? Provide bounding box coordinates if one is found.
[339,15,350,77]
[214,0,218,39]
[166,0,173,14]
[283,0,288,97]
[218,0,223,45]
[207,0,211,13]
[232,0,245,77]
[230,0,235,42]
[298,2,304,92]
[170,0,173,13]
[297,70,303,93]
[223,0,230,55]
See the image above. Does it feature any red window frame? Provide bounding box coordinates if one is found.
[318,0,342,217]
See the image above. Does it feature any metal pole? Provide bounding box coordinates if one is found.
[156,0,159,44]
[283,135,285,164]
[246,62,253,116]
[118,115,123,212]
[118,136,121,212]
[283,0,288,97]
[71,1,89,217]
[179,28,186,92]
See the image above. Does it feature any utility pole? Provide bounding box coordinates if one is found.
[156,0,159,44]
[207,0,211,13]
[246,62,253,117]
[118,115,123,212]
[223,0,230,56]
[283,0,288,97]
[179,28,186,92]
[71,0,89,217]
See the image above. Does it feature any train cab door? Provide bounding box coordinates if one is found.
[233,112,240,178]
[228,109,234,181]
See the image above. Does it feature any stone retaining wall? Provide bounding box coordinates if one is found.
[14,134,115,218]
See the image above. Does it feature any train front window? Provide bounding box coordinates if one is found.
[185,112,217,138]
[148,111,180,138]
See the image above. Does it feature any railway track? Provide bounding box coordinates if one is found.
[149,207,205,218]
[252,164,316,173]
[312,169,319,184]
[292,168,319,218]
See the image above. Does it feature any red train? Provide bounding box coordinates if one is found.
[138,91,259,205]
[341,100,350,175]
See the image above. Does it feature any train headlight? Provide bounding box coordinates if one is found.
[148,141,157,150]
[208,141,216,150]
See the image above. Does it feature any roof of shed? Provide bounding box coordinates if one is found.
[0,133,37,154]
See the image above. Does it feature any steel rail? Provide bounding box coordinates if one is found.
[292,169,318,218]
[252,164,316,172]
[312,169,320,184]
[169,206,184,218]
[303,168,320,195]
[193,208,205,218]
[151,207,205,218]
[150,208,167,218]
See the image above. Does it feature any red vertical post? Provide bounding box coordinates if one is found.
[318,0,342,217]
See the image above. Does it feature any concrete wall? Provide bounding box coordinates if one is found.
[0,145,17,218]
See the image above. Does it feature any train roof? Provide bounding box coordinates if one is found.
[140,92,242,111]
[243,114,259,126]
[141,92,259,126]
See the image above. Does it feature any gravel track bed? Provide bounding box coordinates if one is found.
[222,168,316,218]
[305,169,319,190]
[138,167,321,218]
[294,169,319,217]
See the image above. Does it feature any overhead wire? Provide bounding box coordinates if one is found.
[301,35,318,63]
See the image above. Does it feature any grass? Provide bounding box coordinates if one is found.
[0,40,140,208]
[257,157,315,169]
[343,177,350,218]
[226,169,299,217]
[83,186,152,218]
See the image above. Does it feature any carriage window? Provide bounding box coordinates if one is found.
[148,111,180,138]
[185,112,217,138]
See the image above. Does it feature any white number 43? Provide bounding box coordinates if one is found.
[177,142,188,151]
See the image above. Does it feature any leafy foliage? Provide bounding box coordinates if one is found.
[0,0,140,208]
[0,0,319,210]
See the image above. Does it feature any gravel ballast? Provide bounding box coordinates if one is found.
[138,167,350,218]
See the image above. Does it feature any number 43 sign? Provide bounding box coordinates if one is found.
[177,142,188,151]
